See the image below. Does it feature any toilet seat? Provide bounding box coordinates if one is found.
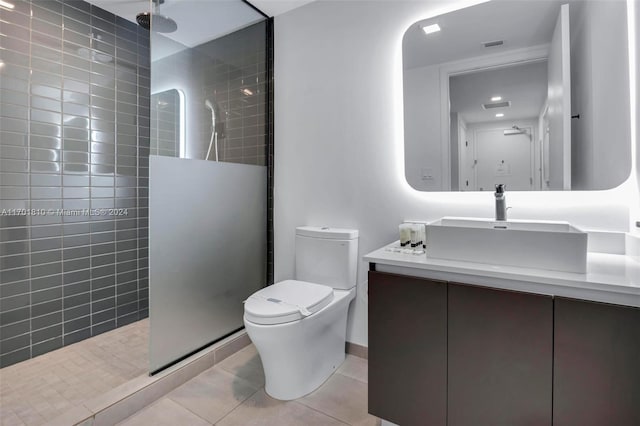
[244,280,334,325]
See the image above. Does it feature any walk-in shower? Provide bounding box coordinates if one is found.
[0,0,273,421]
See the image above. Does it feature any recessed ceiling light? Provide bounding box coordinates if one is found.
[241,88,254,96]
[422,24,441,35]
[491,96,502,102]
[495,113,504,118]
[0,0,15,9]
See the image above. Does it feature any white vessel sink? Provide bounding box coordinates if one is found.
[426,217,588,273]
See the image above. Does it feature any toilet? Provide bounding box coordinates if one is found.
[243,226,358,400]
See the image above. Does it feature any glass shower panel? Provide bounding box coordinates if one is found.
[148,0,268,372]
[149,156,266,372]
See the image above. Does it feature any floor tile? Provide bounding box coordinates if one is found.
[0,319,148,426]
[217,389,347,426]
[336,355,368,384]
[216,344,265,389]
[299,373,380,426]
[116,398,210,426]
[0,410,26,426]
[167,367,259,424]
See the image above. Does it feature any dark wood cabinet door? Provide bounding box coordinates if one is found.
[368,271,447,426]
[553,297,640,426]
[447,283,553,426]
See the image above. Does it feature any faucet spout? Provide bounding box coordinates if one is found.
[495,184,507,221]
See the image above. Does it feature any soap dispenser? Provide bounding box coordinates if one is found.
[495,184,507,221]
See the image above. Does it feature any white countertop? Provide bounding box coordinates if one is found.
[364,242,640,308]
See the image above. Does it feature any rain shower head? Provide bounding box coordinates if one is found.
[504,125,528,136]
[136,0,177,33]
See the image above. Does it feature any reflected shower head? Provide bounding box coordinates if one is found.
[504,125,528,136]
[205,99,214,111]
[136,0,177,33]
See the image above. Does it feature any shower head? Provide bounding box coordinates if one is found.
[205,99,218,161]
[504,125,529,136]
[136,0,177,33]
[205,99,217,129]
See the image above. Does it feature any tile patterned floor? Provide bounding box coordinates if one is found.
[0,319,149,426]
[118,345,379,426]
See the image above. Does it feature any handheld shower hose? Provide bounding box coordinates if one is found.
[204,99,218,161]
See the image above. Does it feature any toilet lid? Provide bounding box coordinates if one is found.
[244,280,334,325]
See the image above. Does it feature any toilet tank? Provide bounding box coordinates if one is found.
[295,226,359,290]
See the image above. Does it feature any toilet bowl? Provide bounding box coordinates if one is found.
[243,226,359,400]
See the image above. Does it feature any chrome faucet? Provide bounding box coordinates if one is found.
[495,184,507,221]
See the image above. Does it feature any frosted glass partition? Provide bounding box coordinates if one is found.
[149,156,266,372]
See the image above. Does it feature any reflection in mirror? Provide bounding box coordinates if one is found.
[151,89,184,158]
[403,0,631,191]
[450,62,547,191]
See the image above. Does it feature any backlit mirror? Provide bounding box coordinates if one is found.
[403,0,631,191]
[151,88,184,157]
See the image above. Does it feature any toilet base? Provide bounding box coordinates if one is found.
[244,288,354,400]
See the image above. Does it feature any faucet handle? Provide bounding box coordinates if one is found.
[495,184,506,194]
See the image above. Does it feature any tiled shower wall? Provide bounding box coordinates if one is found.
[0,0,150,367]
[153,21,268,165]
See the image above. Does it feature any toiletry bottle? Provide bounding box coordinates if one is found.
[399,224,411,247]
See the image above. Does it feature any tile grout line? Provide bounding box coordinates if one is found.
[289,400,352,426]
[207,386,263,426]
[164,365,263,425]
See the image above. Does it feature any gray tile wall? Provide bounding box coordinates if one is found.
[199,22,268,166]
[0,0,150,368]
[153,21,268,165]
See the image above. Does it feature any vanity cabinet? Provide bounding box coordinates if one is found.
[369,270,639,426]
[553,297,640,426]
[368,271,447,426]
[448,283,553,426]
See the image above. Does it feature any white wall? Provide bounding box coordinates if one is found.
[450,112,459,190]
[404,65,443,190]
[570,0,631,190]
[274,0,636,347]
[547,4,571,190]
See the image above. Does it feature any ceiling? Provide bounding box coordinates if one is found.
[250,0,316,17]
[449,60,548,124]
[84,0,319,61]
[86,0,265,50]
[403,0,562,70]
